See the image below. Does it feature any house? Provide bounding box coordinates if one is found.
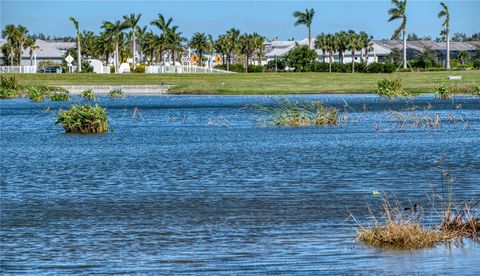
[0,39,75,66]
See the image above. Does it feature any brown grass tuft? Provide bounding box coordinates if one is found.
[358,222,450,250]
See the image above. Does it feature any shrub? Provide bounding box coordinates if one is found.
[366,62,384,73]
[473,60,480,69]
[0,76,20,99]
[474,86,480,96]
[56,104,108,134]
[135,65,145,73]
[80,89,95,102]
[376,78,407,99]
[434,83,450,100]
[49,91,70,101]
[265,59,286,72]
[80,61,94,73]
[27,86,47,102]
[109,88,124,99]
[247,65,264,73]
[284,45,317,72]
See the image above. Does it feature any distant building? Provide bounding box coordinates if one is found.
[264,38,480,66]
[0,39,75,66]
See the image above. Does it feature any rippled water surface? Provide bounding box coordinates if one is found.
[1,95,480,275]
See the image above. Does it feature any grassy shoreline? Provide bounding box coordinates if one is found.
[2,71,479,95]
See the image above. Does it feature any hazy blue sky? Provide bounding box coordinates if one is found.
[1,0,479,40]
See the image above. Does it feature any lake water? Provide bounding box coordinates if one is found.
[1,94,479,274]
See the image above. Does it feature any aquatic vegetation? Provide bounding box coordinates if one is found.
[109,88,124,99]
[49,91,70,102]
[80,89,95,101]
[56,104,108,134]
[376,78,408,99]
[357,159,479,250]
[258,99,340,127]
[434,83,450,100]
[0,76,21,99]
[472,86,480,96]
[27,86,47,102]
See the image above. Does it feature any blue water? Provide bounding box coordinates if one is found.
[1,94,479,274]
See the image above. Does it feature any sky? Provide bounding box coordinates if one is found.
[1,0,479,40]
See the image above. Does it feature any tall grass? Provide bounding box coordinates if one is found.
[56,104,108,134]
[109,88,124,99]
[376,78,409,99]
[258,99,340,127]
[81,89,95,102]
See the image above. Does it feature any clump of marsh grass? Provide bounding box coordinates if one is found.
[356,157,479,250]
[0,75,21,99]
[108,88,124,99]
[257,99,340,127]
[56,104,108,134]
[376,78,409,99]
[434,83,450,100]
[80,89,95,102]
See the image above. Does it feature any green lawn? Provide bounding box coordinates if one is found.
[3,71,480,94]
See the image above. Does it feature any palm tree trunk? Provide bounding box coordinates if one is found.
[329,51,333,73]
[77,38,82,72]
[10,48,14,66]
[403,28,407,69]
[30,50,33,66]
[115,41,119,73]
[226,53,230,71]
[132,32,137,70]
[308,27,311,48]
[322,50,326,63]
[446,32,450,69]
[18,43,23,66]
[351,50,355,73]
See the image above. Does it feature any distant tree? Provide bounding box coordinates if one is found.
[225,28,240,70]
[387,48,402,65]
[24,36,39,66]
[239,33,256,73]
[285,44,317,72]
[69,17,82,72]
[452,32,467,42]
[414,46,438,68]
[293,8,315,48]
[314,33,328,63]
[458,51,470,65]
[438,2,450,69]
[189,32,208,66]
[346,30,361,73]
[252,33,266,66]
[123,13,142,70]
[102,20,129,73]
[388,0,408,68]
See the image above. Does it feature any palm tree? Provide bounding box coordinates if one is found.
[438,2,450,69]
[124,13,142,70]
[135,25,148,64]
[24,36,39,66]
[166,26,185,64]
[2,25,18,65]
[239,33,256,73]
[458,51,470,65]
[225,28,240,71]
[215,34,229,66]
[336,31,348,64]
[314,33,328,63]
[346,31,360,73]
[359,31,373,62]
[14,25,28,67]
[252,33,266,66]
[150,13,174,35]
[326,33,338,73]
[388,0,408,68]
[69,17,82,72]
[189,32,208,66]
[293,8,315,48]
[102,20,129,73]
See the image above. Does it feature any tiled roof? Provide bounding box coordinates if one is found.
[0,39,75,59]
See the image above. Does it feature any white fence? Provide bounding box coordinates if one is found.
[0,66,37,74]
[146,65,233,74]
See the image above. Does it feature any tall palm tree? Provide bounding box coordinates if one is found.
[14,25,28,66]
[124,13,142,70]
[166,26,185,64]
[215,34,229,66]
[346,31,360,73]
[225,28,240,71]
[135,25,148,64]
[69,17,82,72]
[24,36,39,66]
[293,8,315,48]
[150,13,175,36]
[438,2,450,69]
[336,31,348,64]
[239,33,256,73]
[326,33,338,73]
[252,33,266,66]
[2,25,18,65]
[388,0,408,68]
[189,32,208,66]
[102,20,129,73]
[359,31,373,62]
[314,33,328,63]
